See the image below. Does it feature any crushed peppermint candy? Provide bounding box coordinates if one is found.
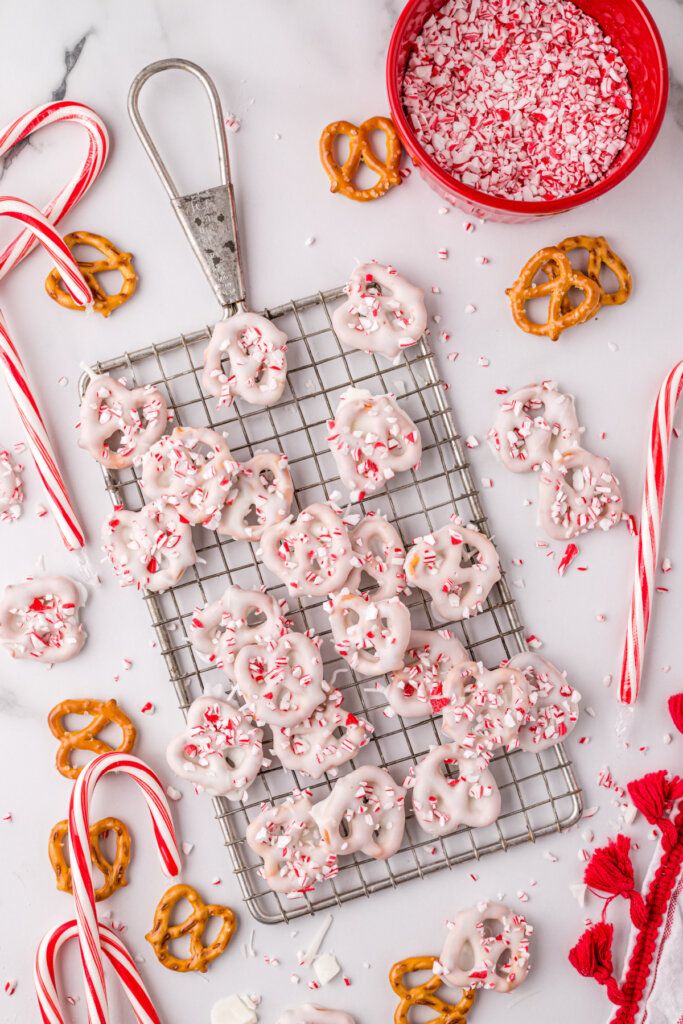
[0,449,23,522]
[401,0,631,202]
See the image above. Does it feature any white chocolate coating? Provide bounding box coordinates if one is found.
[101,502,196,593]
[332,262,427,358]
[166,696,263,800]
[189,586,288,681]
[260,502,353,597]
[203,312,288,408]
[327,387,422,499]
[488,382,579,474]
[276,1006,355,1024]
[217,450,293,541]
[272,689,373,779]
[387,629,468,718]
[246,794,336,894]
[141,426,239,528]
[405,521,501,621]
[439,901,533,992]
[311,765,406,859]
[411,744,501,836]
[508,652,581,751]
[0,448,23,522]
[0,575,86,664]
[441,661,530,776]
[346,513,406,600]
[328,592,411,677]
[78,373,168,470]
[538,447,623,540]
[234,631,326,726]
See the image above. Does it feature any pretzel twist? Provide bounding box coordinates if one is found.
[545,235,632,311]
[390,956,476,1024]
[48,698,137,779]
[506,247,601,341]
[319,117,402,202]
[49,816,130,901]
[145,883,236,973]
[45,230,137,317]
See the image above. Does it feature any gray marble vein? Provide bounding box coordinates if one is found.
[669,70,683,132]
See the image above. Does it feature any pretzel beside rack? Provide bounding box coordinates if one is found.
[45,230,137,317]
[319,117,402,201]
[390,956,476,1024]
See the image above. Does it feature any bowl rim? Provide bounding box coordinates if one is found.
[386,0,669,215]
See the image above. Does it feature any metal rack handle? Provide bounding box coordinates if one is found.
[128,58,246,312]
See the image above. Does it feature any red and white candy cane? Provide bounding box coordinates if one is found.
[0,101,108,279]
[620,361,683,705]
[36,919,161,1024]
[67,752,181,1024]
[0,197,93,549]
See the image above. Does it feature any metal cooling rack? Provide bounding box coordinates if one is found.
[81,285,582,924]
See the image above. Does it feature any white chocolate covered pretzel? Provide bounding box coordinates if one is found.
[234,631,326,726]
[101,502,196,593]
[218,451,293,541]
[189,585,288,680]
[346,513,406,600]
[332,262,427,358]
[328,592,411,677]
[538,447,623,540]
[203,311,288,408]
[0,448,23,522]
[78,373,168,469]
[387,629,467,719]
[405,521,501,621]
[141,426,238,528]
[312,765,406,859]
[488,382,579,474]
[277,1006,355,1024]
[272,689,373,779]
[260,502,353,596]
[327,387,422,499]
[439,901,533,992]
[0,575,86,664]
[411,745,501,836]
[246,794,336,894]
[441,661,530,776]
[507,652,581,751]
[166,696,263,800]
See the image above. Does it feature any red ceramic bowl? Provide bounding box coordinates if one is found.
[387,0,669,223]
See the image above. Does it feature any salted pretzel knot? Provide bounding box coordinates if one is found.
[49,816,131,902]
[544,235,632,311]
[47,697,137,779]
[45,230,137,317]
[319,117,402,202]
[390,956,476,1024]
[145,883,237,973]
[506,247,601,341]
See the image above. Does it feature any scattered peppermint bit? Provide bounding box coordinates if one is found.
[314,953,341,986]
[57,376,69,387]
[4,980,16,996]
[438,206,449,215]
[431,285,441,294]
[569,883,588,908]
[608,341,619,352]
[475,255,489,265]
[663,733,672,745]
[181,841,194,855]
[2,813,11,823]
[225,115,240,133]
[478,356,489,367]
[122,658,132,671]
[446,351,459,362]
[662,558,672,572]
[526,634,542,649]
[437,248,448,260]
[211,876,222,885]
[481,478,493,488]
[36,505,48,518]
[578,848,589,862]
[166,786,182,801]
[543,851,558,863]
[465,435,479,448]
[140,702,155,715]
[304,237,315,247]
[557,543,578,577]
[596,613,605,623]
[464,303,477,314]
[603,674,613,688]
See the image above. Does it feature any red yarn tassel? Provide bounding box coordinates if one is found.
[628,771,683,851]
[568,922,626,1005]
[668,693,683,734]
[584,835,647,927]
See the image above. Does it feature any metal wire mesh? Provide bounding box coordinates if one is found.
[81,285,582,924]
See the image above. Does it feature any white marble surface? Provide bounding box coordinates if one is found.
[1,1,683,1022]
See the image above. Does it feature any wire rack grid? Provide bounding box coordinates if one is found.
[81,285,582,924]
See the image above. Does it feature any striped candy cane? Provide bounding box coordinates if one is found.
[620,360,683,704]
[0,101,108,281]
[67,752,181,1024]
[0,197,93,549]
[36,919,162,1024]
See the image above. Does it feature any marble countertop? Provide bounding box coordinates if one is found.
[1,1,683,1022]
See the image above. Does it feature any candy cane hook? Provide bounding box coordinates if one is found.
[619,360,683,704]
[67,752,181,1024]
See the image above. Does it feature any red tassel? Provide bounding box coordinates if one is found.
[568,923,626,1005]
[584,835,647,927]
[628,771,683,852]
[668,693,683,734]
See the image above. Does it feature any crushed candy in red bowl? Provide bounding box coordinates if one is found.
[387,0,668,222]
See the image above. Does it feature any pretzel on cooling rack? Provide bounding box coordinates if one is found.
[507,651,581,751]
[189,584,288,680]
[319,116,402,202]
[346,513,407,600]
[327,591,411,676]
[390,956,476,1024]
[387,629,467,719]
[101,502,197,593]
[506,247,601,341]
[259,502,354,597]
[332,263,426,357]
[145,883,237,972]
[312,765,406,859]
[411,745,501,837]
[246,794,337,895]
[202,311,288,408]
[47,697,137,779]
[78,373,168,469]
[234,631,327,726]
[217,450,293,541]
[45,230,137,317]
[272,689,372,779]
[49,816,130,901]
